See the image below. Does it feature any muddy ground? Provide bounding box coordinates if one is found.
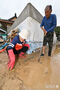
[0,42,60,90]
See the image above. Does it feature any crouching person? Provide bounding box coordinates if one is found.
[6,30,30,70]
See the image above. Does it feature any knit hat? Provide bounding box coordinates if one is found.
[19,29,29,40]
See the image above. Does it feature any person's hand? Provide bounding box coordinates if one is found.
[41,27,47,36]
[42,28,47,36]
[44,30,47,36]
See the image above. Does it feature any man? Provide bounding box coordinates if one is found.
[40,5,57,56]
[6,29,30,70]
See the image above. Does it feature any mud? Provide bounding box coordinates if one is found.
[0,42,60,90]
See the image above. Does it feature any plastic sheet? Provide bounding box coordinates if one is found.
[26,41,43,54]
[0,43,8,50]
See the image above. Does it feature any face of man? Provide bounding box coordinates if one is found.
[45,7,52,19]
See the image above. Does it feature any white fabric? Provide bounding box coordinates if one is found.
[19,29,29,39]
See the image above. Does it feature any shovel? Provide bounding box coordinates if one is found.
[38,47,42,62]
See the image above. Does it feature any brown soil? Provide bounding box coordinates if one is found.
[0,42,60,90]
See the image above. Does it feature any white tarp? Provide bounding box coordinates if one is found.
[15,17,44,42]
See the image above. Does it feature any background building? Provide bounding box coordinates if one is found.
[0,13,17,31]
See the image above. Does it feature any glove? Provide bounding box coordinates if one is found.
[15,43,23,50]
[8,49,15,70]
[23,44,30,49]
